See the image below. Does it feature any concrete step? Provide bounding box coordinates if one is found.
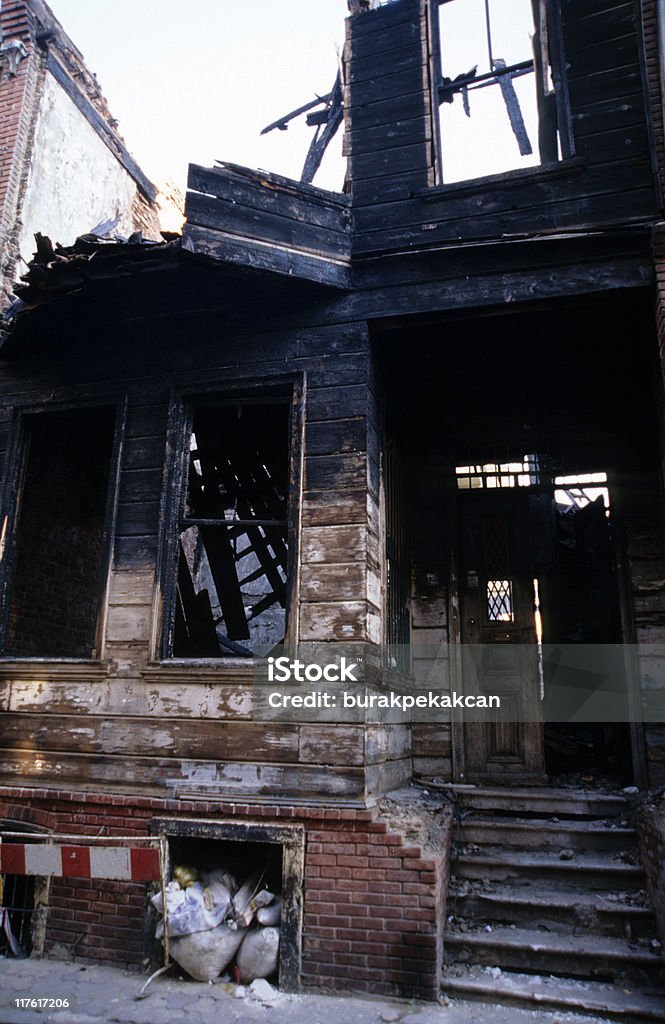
[455,849,645,890]
[448,885,656,938]
[441,965,665,1022]
[458,816,636,851]
[445,925,665,984]
[447,784,630,819]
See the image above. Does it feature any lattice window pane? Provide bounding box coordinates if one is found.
[487,578,514,622]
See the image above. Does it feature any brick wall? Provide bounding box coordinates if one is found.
[45,878,146,964]
[0,786,453,1000]
[642,0,665,203]
[302,811,450,998]
[636,796,665,943]
[0,0,43,307]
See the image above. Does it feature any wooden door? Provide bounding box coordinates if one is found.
[458,492,546,782]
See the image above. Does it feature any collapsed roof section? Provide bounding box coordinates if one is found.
[183,162,352,289]
[0,169,352,356]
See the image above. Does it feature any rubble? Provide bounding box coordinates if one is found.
[150,860,283,985]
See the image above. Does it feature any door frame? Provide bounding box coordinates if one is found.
[448,473,646,786]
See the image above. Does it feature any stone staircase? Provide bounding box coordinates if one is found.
[441,786,665,1021]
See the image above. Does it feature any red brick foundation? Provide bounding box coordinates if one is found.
[0,786,453,1000]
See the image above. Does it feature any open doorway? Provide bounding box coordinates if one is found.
[454,455,631,783]
[375,289,662,789]
[544,471,631,781]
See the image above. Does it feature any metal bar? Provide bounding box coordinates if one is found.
[183,518,286,528]
[0,831,160,842]
[260,93,332,136]
[439,59,533,100]
[484,0,494,68]
[467,66,532,92]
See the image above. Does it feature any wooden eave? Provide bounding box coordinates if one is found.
[0,230,345,358]
[183,162,352,290]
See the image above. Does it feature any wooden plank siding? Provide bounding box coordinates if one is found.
[0,307,404,799]
[348,0,658,255]
[346,0,436,203]
[183,163,352,289]
[2,0,665,799]
[641,0,665,202]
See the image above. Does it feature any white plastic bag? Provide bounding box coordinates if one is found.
[236,926,280,982]
[169,923,247,982]
[256,898,282,926]
[154,880,233,938]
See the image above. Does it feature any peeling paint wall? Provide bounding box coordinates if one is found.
[17,72,141,266]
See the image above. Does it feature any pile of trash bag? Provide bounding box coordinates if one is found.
[150,864,282,983]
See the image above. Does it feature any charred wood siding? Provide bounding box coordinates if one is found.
[184,164,351,289]
[346,0,437,203]
[0,311,412,800]
[350,0,658,257]
[641,0,665,202]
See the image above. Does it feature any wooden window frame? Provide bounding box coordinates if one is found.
[156,377,303,663]
[431,0,574,184]
[0,397,125,662]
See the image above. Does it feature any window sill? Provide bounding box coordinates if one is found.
[0,659,112,681]
[418,157,586,202]
[142,660,256,684]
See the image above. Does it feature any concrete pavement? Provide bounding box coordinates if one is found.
[0,956,620,1024]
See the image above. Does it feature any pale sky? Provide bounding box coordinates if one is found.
[45,0,539,196]
[47,0,348,194]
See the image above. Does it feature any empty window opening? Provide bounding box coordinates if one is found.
[172,400,290,658]
[437,0,563,182]
[2,408,116,658]
[554,471,610,514]
[456,454,540,490]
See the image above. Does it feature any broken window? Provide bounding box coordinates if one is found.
[170,399,291,659]
[554,471,610,513]
[1,408,116,658]
[456,455,540,490]
[436,0,570,182]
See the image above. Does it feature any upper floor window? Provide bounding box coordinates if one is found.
[0,408,116,658]
[437,0,570,183]
[166,397,292,659]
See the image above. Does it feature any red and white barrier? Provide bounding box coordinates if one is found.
[0,843,160,881]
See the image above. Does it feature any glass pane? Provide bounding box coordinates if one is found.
[487,579,514,622]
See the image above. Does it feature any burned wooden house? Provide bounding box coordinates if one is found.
[0,0,665,1012]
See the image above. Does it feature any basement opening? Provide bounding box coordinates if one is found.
[150,820,303,990]
[0,821,50,957]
